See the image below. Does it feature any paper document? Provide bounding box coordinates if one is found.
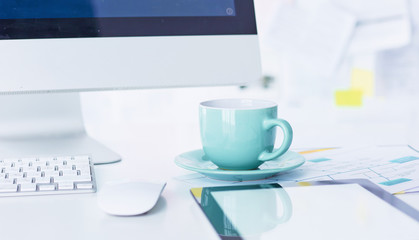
[175,146,419,194]
[333,0,407,22]
[348,17,411,55]
[374,0,419,97]
[289,145,419,194]
[334,0,411,54]
[268,2,356,76]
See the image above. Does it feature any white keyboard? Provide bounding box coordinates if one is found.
[0,155,96,197]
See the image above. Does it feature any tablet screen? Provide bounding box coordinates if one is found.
[191,180,419,240]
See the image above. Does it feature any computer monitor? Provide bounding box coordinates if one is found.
[0,0,261,164]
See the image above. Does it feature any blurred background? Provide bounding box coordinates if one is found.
[80,0,419,158]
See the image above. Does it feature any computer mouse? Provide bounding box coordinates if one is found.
[97,180,166,216]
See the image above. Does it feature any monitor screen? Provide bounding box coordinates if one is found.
[0,0,256,39]
[0,0,236,19]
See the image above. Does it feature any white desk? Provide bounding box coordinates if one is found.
[0,86,418,239]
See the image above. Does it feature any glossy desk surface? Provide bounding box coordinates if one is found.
[0,86,418,240]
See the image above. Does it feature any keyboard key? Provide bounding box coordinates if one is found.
[25,172,42,178]
[37,184,56,191]
[60,170,77,176]
[20,183,37,192]
[58,165,73,170]
[35,177,51,184]
[40,166,55,171]
[15,161,27,167]
[16,178,33,184]
[0,184,17,193]
[75,164,91,170]
[79,168,91,176]
[76,183,93,190]
[0,179,14,184]
[22,166,37,172]
[43,170,60,177]
[58,182,74,190]
[7,168,20,173]
[32,161,47,167]
[8,173,23,179]
[53,175,91,183]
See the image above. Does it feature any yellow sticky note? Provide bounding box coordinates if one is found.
[190,188,203,198]
[335,89,363,106]
[297,182,312,187]
[351,68,374,97]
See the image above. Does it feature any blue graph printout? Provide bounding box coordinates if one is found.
[0,0,236,19]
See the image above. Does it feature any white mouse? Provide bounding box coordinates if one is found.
[97,180,166,216]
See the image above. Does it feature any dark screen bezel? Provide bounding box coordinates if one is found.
[0,0,256,40]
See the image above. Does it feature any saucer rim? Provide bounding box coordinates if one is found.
[174,149,305,175]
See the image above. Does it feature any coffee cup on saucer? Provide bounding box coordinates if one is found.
[199,99,293,170]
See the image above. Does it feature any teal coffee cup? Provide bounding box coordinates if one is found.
[199,99,293,170]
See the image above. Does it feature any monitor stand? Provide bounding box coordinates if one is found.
[0,93,121,165]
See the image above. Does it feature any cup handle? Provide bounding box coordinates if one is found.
[258,118,293,161]
[273,187,293,224]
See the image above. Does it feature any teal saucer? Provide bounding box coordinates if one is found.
[175,150,305,181]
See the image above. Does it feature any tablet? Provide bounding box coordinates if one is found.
[190,179,419,240]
